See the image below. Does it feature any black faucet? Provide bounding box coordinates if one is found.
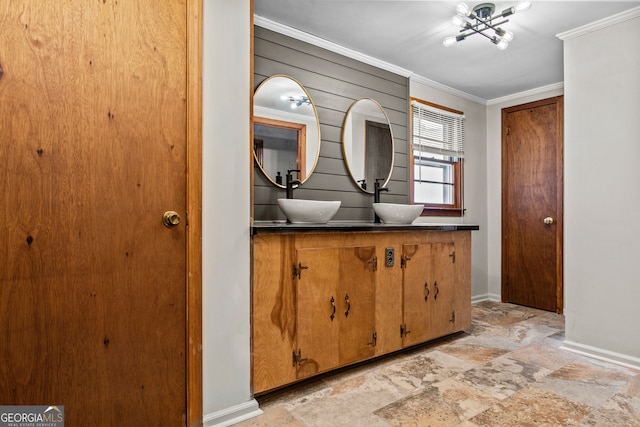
[285,169,301,199]
[373,178,389,223]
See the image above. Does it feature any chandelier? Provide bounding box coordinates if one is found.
[285,95,311,109]
[443,1,531,50]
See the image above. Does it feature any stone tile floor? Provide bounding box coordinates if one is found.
[235,301,640,426]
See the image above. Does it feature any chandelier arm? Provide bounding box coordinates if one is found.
[458,18,509,37]
[466,26,497,41]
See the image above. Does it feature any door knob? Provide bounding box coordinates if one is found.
[543,217,555,225]
[163,211,181,228]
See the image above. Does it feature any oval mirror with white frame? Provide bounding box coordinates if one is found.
[342,98,394,194]
[253,75,321,188]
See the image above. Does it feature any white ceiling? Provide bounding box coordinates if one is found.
[254,1,640,102]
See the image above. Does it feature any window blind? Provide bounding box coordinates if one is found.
[411,101,465,158]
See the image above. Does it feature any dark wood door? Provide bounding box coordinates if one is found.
[0,2,188,425]
[502,97,563,312]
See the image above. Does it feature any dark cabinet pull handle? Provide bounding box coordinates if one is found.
[434,282,439,300]
[344,294,351,317]
[330,296,336,321]
[424,282,430,301]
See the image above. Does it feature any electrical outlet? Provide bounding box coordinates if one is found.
[385,247,394,267]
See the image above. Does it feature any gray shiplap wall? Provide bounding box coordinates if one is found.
[253,26,409,222]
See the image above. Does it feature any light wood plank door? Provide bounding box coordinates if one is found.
[402,241,459,346]
[502,96,563,313]
[402,244,432,347]
[338,246,376,365]
[428,242,458,338]
[0,2,189,425]
[296,248,341,378]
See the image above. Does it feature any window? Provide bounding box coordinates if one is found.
[411,98,465,216]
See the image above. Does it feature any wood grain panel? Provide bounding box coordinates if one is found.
[252,235,297,393]
[0,1,189,424]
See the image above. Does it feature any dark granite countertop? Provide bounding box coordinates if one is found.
[251,221,479,235]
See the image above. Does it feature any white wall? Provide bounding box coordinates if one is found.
[410,79,489,300]
[202,0,259,425]
[560,9,640,367]
[485,85,564,301]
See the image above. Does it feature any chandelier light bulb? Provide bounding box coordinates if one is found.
[443,36,457,47]
[495,28,514,42]
[496,40,509,50]
[515,0,532,12]
[456,3,471,16]
[451,15,467,28]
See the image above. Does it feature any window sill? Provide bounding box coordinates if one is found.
[420,206,465,217]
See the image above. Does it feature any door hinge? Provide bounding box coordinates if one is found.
[368,332,377,347]
[368,256,378,271]
[292,348,308,366]
[506,126,511,135]
[400,255,411,269]
[292,262,309,279]
[400,323,411,337]
[449,311,456,323]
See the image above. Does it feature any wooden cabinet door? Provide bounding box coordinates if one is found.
[402,244,432,347]
[428,242,458,339]
[339,246,376,365]
[296,248,341,378]
[402,241,458,346]
[295,245,377,377]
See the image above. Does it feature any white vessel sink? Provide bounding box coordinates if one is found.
[373,203,423,224]
[277,199,341,224]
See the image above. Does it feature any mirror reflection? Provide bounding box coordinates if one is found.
[342,98,394,193]
[253,75,320,187]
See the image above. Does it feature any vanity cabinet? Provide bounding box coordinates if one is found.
[251,226,474,394]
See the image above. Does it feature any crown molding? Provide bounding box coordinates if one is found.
[486,82,564,106]
[409,74,488,105]
[557,5,640,40]
[254,15,488,103]
[254,15,413,77]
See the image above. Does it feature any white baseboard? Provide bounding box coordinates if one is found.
[203,399,262,427]
[471,293,501,303]
[561,340,640,371]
